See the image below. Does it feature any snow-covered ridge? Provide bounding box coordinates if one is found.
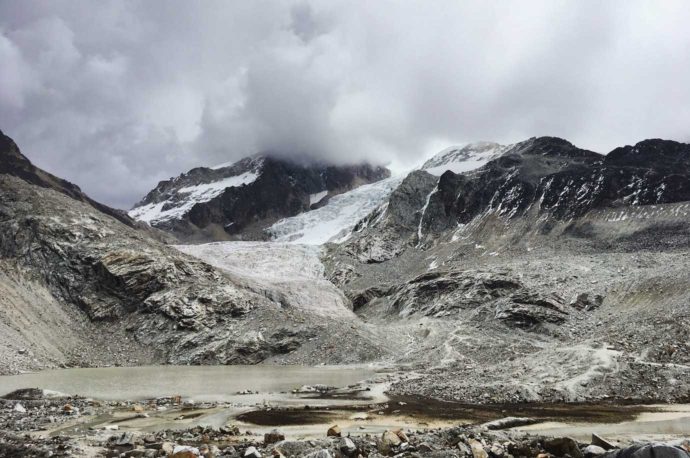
[130,170,259,224]
[268,176,404,245]
[421,142,510,176]
[129,158,263,224]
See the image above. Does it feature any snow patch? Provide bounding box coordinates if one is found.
[421,142,510,176]
[417,186,438,244]
[309,191,328,206]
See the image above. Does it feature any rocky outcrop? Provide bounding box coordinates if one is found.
[351,269,570,329]
[130,155,390,242]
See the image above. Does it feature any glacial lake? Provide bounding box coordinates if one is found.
[2,365,689,441]
[0,365,379,404]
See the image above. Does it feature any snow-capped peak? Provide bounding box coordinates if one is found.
[129,156,264,225]
[421,142,509,176]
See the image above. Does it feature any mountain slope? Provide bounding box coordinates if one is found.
[129,155,390,242]
[0,129,136,228]
[0,132,388,374]
[262,143,511,245]
[321,135,690,404]
[336,136,690,260]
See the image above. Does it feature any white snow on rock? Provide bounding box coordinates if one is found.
[421,142,510,176]
[267,176,404,245]
[309,190,328,206]
[129,170,259,224]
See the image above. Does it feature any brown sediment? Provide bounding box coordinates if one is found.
[237,409,338,426]
[236,395,660,428]
[382,395,659,424]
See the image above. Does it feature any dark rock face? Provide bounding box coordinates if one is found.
[0,129,136,228]
[131,155,390,241]
[343,170,438,263]
[419,137,690,238]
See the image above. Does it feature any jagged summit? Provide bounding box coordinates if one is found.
[508,136,601,159]
[129,153,390,242]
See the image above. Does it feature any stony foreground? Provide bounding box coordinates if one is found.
[2,420,690,458]
[1,389,689,458]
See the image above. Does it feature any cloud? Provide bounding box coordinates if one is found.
[1,0,690,208]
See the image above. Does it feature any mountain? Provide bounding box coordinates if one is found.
[0,132,387,374]
[0,130,136,228]
[321,135,690,403]
[2,129,689,406]
[129,155,390,242]
[336,136,690,261]
[261,143,511,245]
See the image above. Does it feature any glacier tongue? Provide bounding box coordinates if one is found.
[268,176,404,245]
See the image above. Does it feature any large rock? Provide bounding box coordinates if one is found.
[326,425,341,437]
[339,437,357,456]
[468,439,489,458]
[584,445,607,457]
[591,434,618,451]
[244,446,262,458]
[379,430,402,454]
[570,293,604,311]
[543,437,583,458]
[304,451,332,458]
[603,444,690,458]
[264,429,286,445]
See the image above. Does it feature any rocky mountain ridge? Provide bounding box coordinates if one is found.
[320,135,690,404]
[337,136,690,261]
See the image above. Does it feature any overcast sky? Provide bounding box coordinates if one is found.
[1,1,690,209]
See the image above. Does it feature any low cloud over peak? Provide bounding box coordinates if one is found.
[1,1,690,208]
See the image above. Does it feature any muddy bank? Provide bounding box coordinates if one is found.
[237,395,654,428]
